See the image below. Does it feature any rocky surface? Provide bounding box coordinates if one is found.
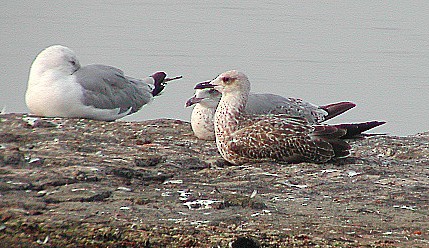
[0,113,428,247]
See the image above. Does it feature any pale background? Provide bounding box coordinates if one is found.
[1,1,428,136]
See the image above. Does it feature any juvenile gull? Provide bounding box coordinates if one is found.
[26,45,182,121]
[186,87,356,140]
[200,70,384,165]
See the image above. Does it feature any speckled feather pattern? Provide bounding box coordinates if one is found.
[211,70,351,165]
[191,103,217,140]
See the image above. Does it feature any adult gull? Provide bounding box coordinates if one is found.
[26,45,182,121]
[198,70,385,165]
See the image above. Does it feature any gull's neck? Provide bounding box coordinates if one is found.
[214,89,249,138]
[213,87,249,161]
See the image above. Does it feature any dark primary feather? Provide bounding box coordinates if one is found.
[319,102,356,121]
[333,121,386,138]
[151,72,167,96]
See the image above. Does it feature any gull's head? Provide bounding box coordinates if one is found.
[30,45,81,77]
[185,86,221,108]
[205,70,250,95]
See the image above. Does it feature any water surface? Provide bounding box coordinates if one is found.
[1,1,428,136]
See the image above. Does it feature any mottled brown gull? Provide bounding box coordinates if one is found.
[199,70,384,165]
[26,45,182,121]
[185,87,355,140]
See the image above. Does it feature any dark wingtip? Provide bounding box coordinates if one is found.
[194,80,214,89]
[335,121,386,139]
[331,139,352,158]
[320,101,356,121]
[312,125,351,159]
[151,72,167,96]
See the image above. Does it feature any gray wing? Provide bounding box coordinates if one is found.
[74,64,154,114]
[245,93,327,124]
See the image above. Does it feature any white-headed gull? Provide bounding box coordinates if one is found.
[26,45,182,121]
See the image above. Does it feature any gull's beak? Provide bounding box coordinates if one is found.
[194,80,214,89]
[71,67,79,75]
[164,75,183,82]
[185,95,204,107]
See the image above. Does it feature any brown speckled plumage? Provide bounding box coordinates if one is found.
[207,70,352,165]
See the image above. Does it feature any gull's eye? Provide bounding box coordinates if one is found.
[222,76,231,83]
[70,60,76,66]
